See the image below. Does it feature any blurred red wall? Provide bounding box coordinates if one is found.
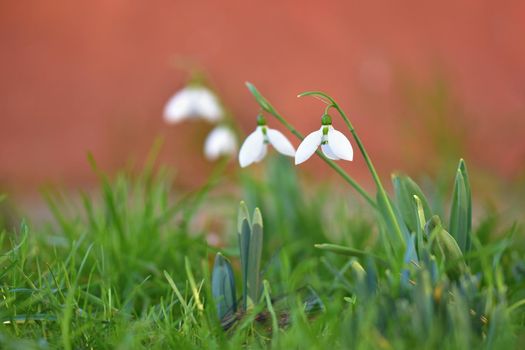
[1,1,524,194]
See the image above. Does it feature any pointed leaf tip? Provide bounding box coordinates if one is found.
[237,201,250,233]
[212,253,237,320]
[252,207,263,227]
[245,82,272,112]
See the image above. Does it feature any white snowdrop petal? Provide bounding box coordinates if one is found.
[195,88,222,122]
[254,144,268,162]
[295,130,322,165]
[204,126,237,160]
[327,128,354,161]
[267,129,295,157]
[321,143,340,160]
[239,128,264,167]
[163,88,194,123]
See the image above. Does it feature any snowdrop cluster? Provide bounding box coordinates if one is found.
[163,85,237,160]
[163,84,354,167]
[239,114,353,167]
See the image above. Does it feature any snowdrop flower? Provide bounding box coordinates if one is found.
[239,115,295,168]
[295,114,353,165]
[163,86,222,123]
[204,126,237,160]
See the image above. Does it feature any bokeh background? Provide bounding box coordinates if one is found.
[1,1,525,212]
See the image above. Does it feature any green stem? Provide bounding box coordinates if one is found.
[264,106,376,209]
[299,91,405,248]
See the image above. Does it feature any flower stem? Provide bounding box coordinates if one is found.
[299,91,406,248]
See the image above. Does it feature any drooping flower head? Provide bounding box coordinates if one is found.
[295,114,354,165]
[239,115,295,168]
[204,125,237,160]
[163,86,222,123]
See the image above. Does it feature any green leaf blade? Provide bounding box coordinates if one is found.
[449,164,470,253]
[245,82,274,113]
[211,253,237,320]
[392,173,432,235]
[247,208,263,307]
[238,219,251,310]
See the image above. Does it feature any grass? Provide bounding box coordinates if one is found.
[1,155,525,349]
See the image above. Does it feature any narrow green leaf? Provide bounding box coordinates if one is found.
[413,195,429,263]
[247,208,263,307]
[414,269,433,334]
[392,173,432,234]
[449,164,470,253]
[238,217,251,310]
[185,257,203,312]
[458,159,472,251]
[164,270,197,324]
[403,176,432,218]
[237,200,250,233]
[350,260,366,281]
[314,243,388,266]
[252,206,263,228]
[262,280,279,340]
[392,174,417,233]
[376,190,408,256]
[413,195,427,230]
[211,253,237,320]
[245,82,274,113]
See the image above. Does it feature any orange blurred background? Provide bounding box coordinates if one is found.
[1,1,525,199]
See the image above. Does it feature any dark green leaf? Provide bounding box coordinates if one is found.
[211,253,237,320]
[247,208,263,307]
[392,173,432,234]
[239,219,251,310]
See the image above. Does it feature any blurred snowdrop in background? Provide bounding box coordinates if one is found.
[204,125,237,160]
[163,85,223,123]
[163,82,238,162]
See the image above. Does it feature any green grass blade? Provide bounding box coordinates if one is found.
[458,159,472,251]
[314,244,388,266]
[449,163,470,253]
[262,280,279,342]
[185,257,204,312]
[163,270,197,324]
